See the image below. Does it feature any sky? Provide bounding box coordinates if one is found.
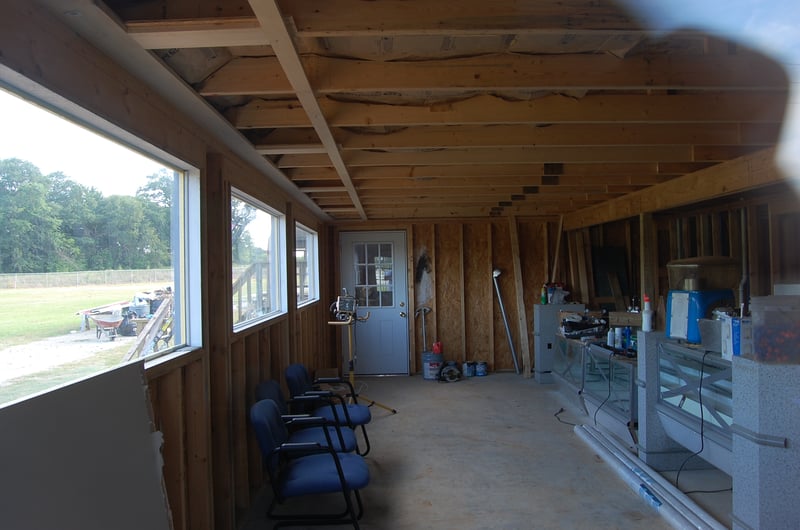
[0,89,169,197]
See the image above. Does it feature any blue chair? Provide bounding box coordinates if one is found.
[285,363,372,455]
[255,380,357,453]
[249,399,369,529]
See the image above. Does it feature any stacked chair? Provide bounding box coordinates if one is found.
[249,398,369,529]
[284,363,373,456]
[254,379,358,453]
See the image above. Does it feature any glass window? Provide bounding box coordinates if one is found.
[353,241,394,308]
[0,88,201,407]
[231,189,286,330]
[295,223,319,306]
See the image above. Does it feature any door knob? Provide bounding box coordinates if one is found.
[400,311,407,318]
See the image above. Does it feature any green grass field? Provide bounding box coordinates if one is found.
[0,284,160,349]
[0,284,163,405]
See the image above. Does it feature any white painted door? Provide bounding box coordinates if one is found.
[339,231,409,375]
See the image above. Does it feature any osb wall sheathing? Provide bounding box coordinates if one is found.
[410,218,552,373]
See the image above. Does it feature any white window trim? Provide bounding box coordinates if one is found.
[231,188,287,332]
[296,222,319,307]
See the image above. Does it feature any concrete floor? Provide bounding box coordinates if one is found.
[241,373,727,529]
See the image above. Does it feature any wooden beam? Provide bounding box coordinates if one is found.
[229,93,787,129]
[199,53,787,96]
[279,146,695,168]
[278,0,673,36]
[319,123,776,150]
[227,98,311,128]
[563,147,786,230]
[127,18,269,49]
[199,56,294,96]
[508,216,531,377]
[574,230,590,305]
[255,143,326,155]
[359,201,593,219]
[255,122,777,170]
[118,1,712,38]
[639,213,658,316]
[290,162,684,181]
[299,186,348,193]
[347,174,670,189]
[551,215,564,283]
[249,0,366,219]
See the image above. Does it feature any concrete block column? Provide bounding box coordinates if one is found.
[731,357,800,529]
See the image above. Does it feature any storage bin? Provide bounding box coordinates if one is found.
[667,257,741,291]
[750,295,800,364]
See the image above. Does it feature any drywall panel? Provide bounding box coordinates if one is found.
[0,361,171,530]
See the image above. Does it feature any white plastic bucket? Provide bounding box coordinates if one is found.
[422,352,443,380]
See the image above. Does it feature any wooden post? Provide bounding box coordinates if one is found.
[640,213,658,317]
[509,216,532,377]
[551,215,564,283]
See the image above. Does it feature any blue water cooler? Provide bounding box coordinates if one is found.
[665,289,735,343]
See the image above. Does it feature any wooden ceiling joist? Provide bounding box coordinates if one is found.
[279,146,703,169]
[127,18,269,49]
[564,147,784,229]
[94,0,793,221]
[279,0,650,36]
[254,123,777,155]
[199,52,787,96]
[287,162,711,182]
[228,93,786,129]
[248,0,367,219]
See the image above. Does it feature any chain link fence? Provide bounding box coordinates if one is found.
[0,269,174,289]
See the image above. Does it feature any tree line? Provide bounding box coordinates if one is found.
[0,158,173,273]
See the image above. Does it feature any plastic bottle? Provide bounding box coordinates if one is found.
[540,284,548,304]
[642,295,654,332]
[623,326,632,349]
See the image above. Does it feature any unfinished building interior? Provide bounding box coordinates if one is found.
[1,1,799,529]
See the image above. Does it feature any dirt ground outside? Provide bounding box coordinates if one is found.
[0,330,138,403]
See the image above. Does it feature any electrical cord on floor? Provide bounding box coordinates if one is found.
[593,352,614,426]
[674,350,711,491]
[554,407,576,426]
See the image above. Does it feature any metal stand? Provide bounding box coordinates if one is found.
[328,313,398,414]
[414,306,432,354]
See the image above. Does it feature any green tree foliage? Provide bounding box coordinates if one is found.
[136,170,173,254]
[0,159,76,272]
[231,197,257,264]
[136,168,173,209]
[47,171,102,269]
[0,158,173,273]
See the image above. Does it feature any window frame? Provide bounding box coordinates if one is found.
[295,222,319,307]
[0,86,203,406]
[230,188,287,332]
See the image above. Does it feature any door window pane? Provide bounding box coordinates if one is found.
[352,242,394,308]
